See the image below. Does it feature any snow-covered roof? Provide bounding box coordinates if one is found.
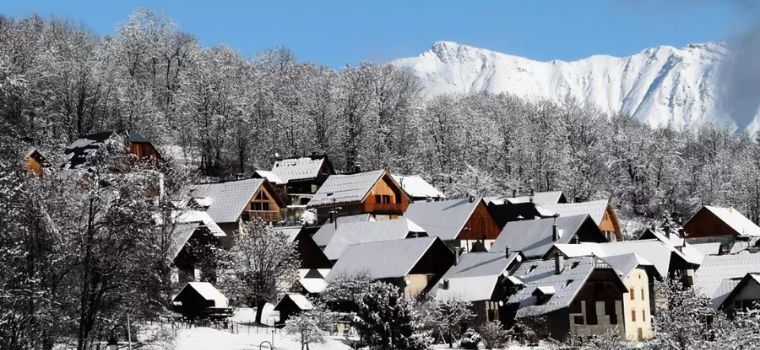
[308,170,387,207]
[703,206,760,237]
[486,191,565,206]
[169,210,227,259]
[275,293,314,311]
[391,175,446,200]
[298,269,329,294]
[185,179,266,224]
[274,226,304,243]
[271,156,328,183]
[63,131,154,169]
[254,170,286,185]
[693,253,760,299]
[431,252,522,302]
[507,257,622,318]
[311,214,375,247]
[489,215,601,258]
[598,253,655,279]
[323,218,427,260]
[175,282,228,308]
[326,237,444,280]
[690,242,722,256]
[712,273,760,309]
[540,200,610,226]
[552,239,697,279]
[403,197,482,240]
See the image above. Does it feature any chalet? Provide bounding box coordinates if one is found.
[404,197,502,252]
[321,218,427,261]
[184,178,286,240]
[169,211,227,284]
[23,147,47,176]
[63,131,161,170]
[505,256,628,342]
[431,251,524,325]
[311,213,374,248]
[484,191,565,228]
[274,293,314,325]
[597,254,659,341]
[541,200,622,241]
[712,273,760,312]
[326,237,455,299]
[270,154,334,205]
[391,174,447,202]
[172,282,232,320]
[489,215,607,259]
[276,226,332,269]
[308,169,411,221]
[683,206,760,251]
[693,252,760,309]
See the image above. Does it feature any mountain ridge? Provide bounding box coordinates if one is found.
[391,41,759,132]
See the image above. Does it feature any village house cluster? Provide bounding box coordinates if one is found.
[25,131,760,344]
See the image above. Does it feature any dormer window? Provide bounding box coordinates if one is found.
[533,286,556,305]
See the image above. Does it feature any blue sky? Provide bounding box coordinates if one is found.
[1,0,756,67]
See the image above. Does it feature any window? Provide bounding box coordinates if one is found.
[630,289,635,300]
[641,288,645,300]
[574,315,584,324]
[642,309,646,320]
[571,262,580,269]
[631,310,636,322]
[374,194,391,204]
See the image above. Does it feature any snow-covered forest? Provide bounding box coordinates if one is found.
[2,10,760,222]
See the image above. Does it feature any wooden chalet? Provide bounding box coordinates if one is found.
[308,169,411,222]
[505,256,628,342]
[404,197,507,252]
[391,174,447,202]
[484,191,567,228]
[683,206,760,250]
[169,211,227,284]
[172,282,232,320]
[326,237,455,299]
[269,154,334,204]
[184,178,286,240]
[63,131,161,170]
[22,147,48,176]
[541,199,622,241]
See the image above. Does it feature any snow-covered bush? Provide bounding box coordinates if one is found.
[459,328,482,349]
[284,304,335,350]
[478,321,508,349]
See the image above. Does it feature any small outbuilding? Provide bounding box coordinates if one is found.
[274,293,315,326]
[172,282,232,320]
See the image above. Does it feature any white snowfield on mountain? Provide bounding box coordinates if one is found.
[392,41,760,133]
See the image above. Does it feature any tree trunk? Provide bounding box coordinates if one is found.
[255,298,265,325]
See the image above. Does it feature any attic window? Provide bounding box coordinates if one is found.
[571,262,579,269]
[528,265,537,274]
[565,279,574,287]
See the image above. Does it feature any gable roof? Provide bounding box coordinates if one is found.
[552,239,698,279]
[711,273,760,309]
[311,214,375,247]
[507,257,624,318]
[174,282,228,308]
[485,191,566,207]
[169,210,227,259]
[431,252,523,302]
[489,215,601,258]
[326,237,445,280]
[323,218,427,260]
[403,197,483,240]
[185,178,281,224]
[63,131,155,169]
[693,252,760,298]
[540,200,610,226]
[308,170,388,207]
[391,175,446,200]
[298,268,330,294]
[701,206,760,237]
[271,156,330,183]
[275,293,314,311]
[598,253,656,280]
[690,242,722,256]
[253,170,286,185]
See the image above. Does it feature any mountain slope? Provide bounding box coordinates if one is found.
[391,41,740,130]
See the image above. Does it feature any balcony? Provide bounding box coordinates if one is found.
[242,210,281,223]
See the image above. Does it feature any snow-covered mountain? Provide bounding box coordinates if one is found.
[391,41,758,131]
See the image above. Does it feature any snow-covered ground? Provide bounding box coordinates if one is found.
[176,326,352,350]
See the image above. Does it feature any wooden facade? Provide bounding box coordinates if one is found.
[242,183,284,222]
[600,206,622,240]
[24,149,46,176]
[360,173,412,216]
[457,201,502,240]
[684,207,742,239]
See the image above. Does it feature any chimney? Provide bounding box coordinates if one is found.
[664,225,671,239]
[469,195,475,203]
[529,188,535,203]
[512,189,517,198]
[552,224,559,242]
[554,252,564,275]
[505,245,510,258]
[442,279,450,290]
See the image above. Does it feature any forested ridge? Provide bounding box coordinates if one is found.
[2,9,760,223]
